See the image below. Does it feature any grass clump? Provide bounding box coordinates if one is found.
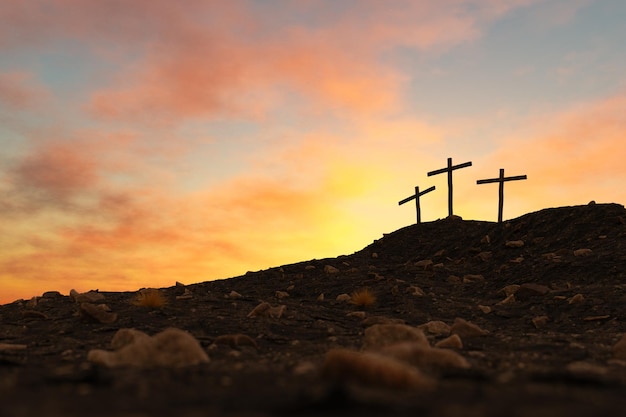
[133,288,167,308]
[350,288,376,307]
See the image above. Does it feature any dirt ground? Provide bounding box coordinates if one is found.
[2,202,626,416]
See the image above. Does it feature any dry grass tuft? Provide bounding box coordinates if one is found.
[133,288,167,308]
[350,288,377,307]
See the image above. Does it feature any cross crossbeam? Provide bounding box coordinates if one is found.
[477,168,527,223]
[398,185,436,224]
[427,157,472,217]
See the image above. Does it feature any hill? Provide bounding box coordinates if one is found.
[1,202,626,416]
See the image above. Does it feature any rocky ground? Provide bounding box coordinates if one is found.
[2,202,626,416]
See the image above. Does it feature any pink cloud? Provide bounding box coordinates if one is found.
[0,72,49,110]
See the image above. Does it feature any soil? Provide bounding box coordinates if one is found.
[2,202,626,417]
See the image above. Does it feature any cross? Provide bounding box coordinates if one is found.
[398,185,436,224]
[427,157,472,217]
[477,168,527,223]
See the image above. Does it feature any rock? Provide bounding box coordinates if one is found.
[324,265,340,274]
[476,251,492,261]
[70,289,106,304]
[568,294,585,304]
[175,281,185,287]
[227,291,242,299]
[247,302,286,318]
[406,286,425,296]
[435,334,463,349]
[497,294,515,305]
[317,293,324,301]
[480,235,491,244]
[566,361,608,378]
[0,343,27,351]
[462,274,485,283]
[176,289,193,300]
[22,310,48,320]
[532,316,549,329]
[80,303,117,324]
[450,318,488,338]
[500,284,520,296]
[478,305,492,314]
[336,294,351,302]
[612,334,626,360]
[378,343,470,371]
[321,349,435,390]
[515,283,550,300]
[574,248,593,257]
[371,252,378,258]
[88,328,209,368]
[505,240,524,248]
[304,265,316,270]
[347,311,367,319]
[414,259,433,269]
[214,334,258,350]
[417,321,451,336]
[447,275,461,284]
[275,291,289,299]
[42,291,62,299]
[363,324,428,349]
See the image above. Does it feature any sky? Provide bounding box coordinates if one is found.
[1,0,626,304]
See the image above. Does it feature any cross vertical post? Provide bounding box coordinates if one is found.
[427,157,472,217]
[398,185,436,224]
[476,168,527,223]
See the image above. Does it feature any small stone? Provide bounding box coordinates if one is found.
[70,289,106,304]
[363,324,429,349]
[304,265,316,270]
[509,256,524,263]
[80,303,117,324]
[175,281,185,287]
[405,286,425,296]
[247,302,285,318]
[476,252,492,261]
[88,328,209,368]
[568,293,585,304]
[317,293,324,301]
[462,274,485,283]
[500,284,520,296]
[505,240,524,248]
[574,248,593,257]
[435,334,463,349]
[417,321,450,336]
[378,343,470,372]
[450,318,488,338]
[336,293,351,302]
[497,294,515,305]
[478,305,492,314]
[293,361,317,375]
[414,260,433,270]
[480,235,491,244]
[447,275,461,284]
[324,265,340,274]
[275,291,289,299]
[42,291,62,298]
[532,315,549,329]
[516,283,550,300]
[0,343,27,351]
[371,252,379,258]
[321,349,436,390]
[227,291,242,299]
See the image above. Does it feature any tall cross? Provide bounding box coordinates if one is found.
[398,185,436,224]
[427,157,472,217]
[477,168,527,223]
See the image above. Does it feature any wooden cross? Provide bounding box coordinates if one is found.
[398,185,436,224]
[427,157,472,217]
[477,168,527,223]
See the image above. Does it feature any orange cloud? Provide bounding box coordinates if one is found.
[0,72,49,110]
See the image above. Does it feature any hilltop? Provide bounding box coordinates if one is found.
[1,202,626,416]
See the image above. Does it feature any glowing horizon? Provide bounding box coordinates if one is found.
[2,0,626,304]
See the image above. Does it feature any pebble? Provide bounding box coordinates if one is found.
[405,286,425,296]
[414,259,433,269]
[336,294,351,302]
[462,274,485,283]
[478,305,492,314]
[324,265,340,274]
[363,324,429,349]
[88,328,209,368]
[500,284,520,296]
[532,315,549,329]
[516,283,550,300]
[505,240,524,248]
[275,291,289,299]
[574,248,593,257]
[321,349,436,390]
[497,294,515,305]
[435,334,463,349]
[417,320,451,336]
[568,294,585,304]
[450,318,488,338]
[378,342,470,372]
[80,302,117,324]
[226,291,242,299]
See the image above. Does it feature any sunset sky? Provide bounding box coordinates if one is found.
[2,0,626,304]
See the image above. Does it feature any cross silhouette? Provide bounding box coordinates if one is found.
[477,168,527,223]
[427,157,472,217]
[398,185,436,224]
